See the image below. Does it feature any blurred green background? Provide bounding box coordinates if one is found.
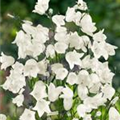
[0,0,120,117]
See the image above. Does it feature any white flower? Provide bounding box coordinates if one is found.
[83,114,92,120]
[80,14,97,36]
[2,71,26,93]
[0,52,15,70]
[77,70,91,86]
[101,84,115,100]
[54,42,68,54]
[55,68,68,80]
[63,98,73,111]
[73,11,82,26]
[76,0,88,11]
[24,59,40,78]
[38,59,48,76]
[65,50,84,69]
[19,109,36,120]
[84,93,106,110]
[0,114,7,120]
[60,86,73,99]
[92,41,117,60]
[77,104,91,118]
[48,83,63,102]
[105,42,117,56]
[33,99,51,117]
[30,81,47,101]
[68,32,82,50]
[81,55,91,69]
[109,107,120,120]
[22,21,36,35]
[54,26,69,44]
[66,7,76,22]
[52,15,65,26]
[12,62,24,74]
[46,44,55,58]
[12,94,24,107]
[93,29,107,42]
[78,85,88,100]
[66,72,78,85]
[60,86,73,110]
[51,63,63,73]
[30,42,45,58]
[33,0,50,15]
[13,30,32,58]
[65,7,82,25]
[34,24,49,44]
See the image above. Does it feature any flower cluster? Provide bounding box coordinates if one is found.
[0,0,119,120]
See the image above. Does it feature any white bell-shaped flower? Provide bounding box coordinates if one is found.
[51,63,63,73]
[54,27,69,44]
[83,114,92,120]
[54,42,68,54]
[0,52,15,70]
[109,107,120,120]
[76,0,88,11]
[84,93,106,110]
[46,44,55,58]
[78,85,88,100]
[30,81,47,101]
[101,84,115,100]
[52,15,65,26]
[33,0,50,15]
[55,68,68,80]
[80,14,97,36]
[66,7,75,22]
[0,114,7,120]
[77,104,91,118]
[24,59,40,78]
[60,86,73,99]
[12,62,24,74]
[66,72,78,85]
[77,70,91,86]
[2,70,26,94]
[48,83,63,102]
[60,86,73,110]
[19,109,36,120]
[22,21,36,35]
[93,29,107,42]
[33,99,51,117]
[12,93,24,107]
[65,50,84,69]
[63,98,73,111]
[38,59,48,76]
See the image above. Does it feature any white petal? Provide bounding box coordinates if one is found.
[52,15,65,26]
[20,109,36,120]
[55,42,68,54]
[12,94,24,107]
[0,114,7,120]
[55,68,68,80]
[0,52,15,70]
[66,72,78,85]
[109,107,120,120]
[64,98,73,111]
[33,99,51,117]
[30,81,47,100]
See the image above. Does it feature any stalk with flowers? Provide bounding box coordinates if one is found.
[0,0,120,120]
